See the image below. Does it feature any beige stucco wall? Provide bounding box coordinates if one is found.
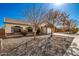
[5,23,29,33]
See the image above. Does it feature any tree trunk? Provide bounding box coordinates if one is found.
[34,31,36,40]
[50,28,53,37]
[33,26,36,40]
[46,26,47,34]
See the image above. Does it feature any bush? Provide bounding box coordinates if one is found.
[21,30,27,36]
[71,28,78,33]
[36,28,41,35]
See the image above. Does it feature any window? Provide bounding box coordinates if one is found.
[27,27,33,32]
[11,26,22,33]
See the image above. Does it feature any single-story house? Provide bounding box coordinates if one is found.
[4,18,33,36]
[2,17,57,36]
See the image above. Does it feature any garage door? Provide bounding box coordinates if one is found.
[47,28,51,34]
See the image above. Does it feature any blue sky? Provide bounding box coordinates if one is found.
[0,3,79,28]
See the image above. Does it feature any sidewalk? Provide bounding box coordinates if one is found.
[53,33,77,37]
[64,36,79,56]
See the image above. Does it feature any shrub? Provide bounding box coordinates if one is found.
[21,30,27,36]
[71,28,78,33]
[36,28,41,35]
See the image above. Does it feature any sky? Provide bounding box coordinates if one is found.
[0,3,79,28]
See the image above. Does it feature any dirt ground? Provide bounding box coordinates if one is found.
[0,35,74,56]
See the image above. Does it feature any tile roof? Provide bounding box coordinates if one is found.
[4,18,31,25]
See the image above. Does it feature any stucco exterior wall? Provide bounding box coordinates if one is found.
[5,23,29,33]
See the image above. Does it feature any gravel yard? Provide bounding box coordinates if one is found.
[0,35,74,56]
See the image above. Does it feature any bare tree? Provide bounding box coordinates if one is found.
[44,9,73,35]
[45,9,61,37]
[68,19,78,33]
[69,19,78,29]
[59,12,70,32]
[22,4,48,39]
[58,12,78,33]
